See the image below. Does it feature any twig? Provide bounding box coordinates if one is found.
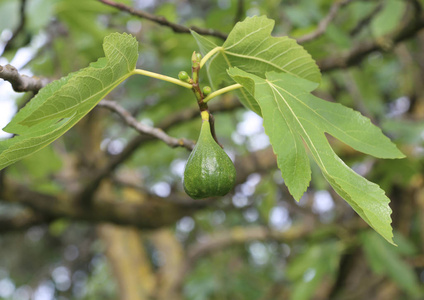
[318,13,424,71]
[298,0,355,44]
[349,1,384,36]
[0,64,49,93]
[233,0,245,24]
[97,0,228,40]
[3,0,27,52]
[97,100,195,150]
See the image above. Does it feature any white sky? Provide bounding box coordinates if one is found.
[0,87,17,139]
[0,31,42,139]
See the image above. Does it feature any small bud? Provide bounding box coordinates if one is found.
[178,71,190,82]
[192,52,202,68]
[195,53,202,62]
[202,86,212,96]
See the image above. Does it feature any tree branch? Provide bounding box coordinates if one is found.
[0,145,279,233]
[0,210,50,233]
[318,11,424,71]
[297,0,355,44]
[98,100,195,150]
[186,220,366,263]
[187,225,315,262]
[1,178,201,230]
[169,220,366,292]
[0,64,49,93]
[97,0,228,40]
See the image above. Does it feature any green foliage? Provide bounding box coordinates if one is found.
[228,67,404,243]
[287,241,342,300]
[0,33,138,170]
[7,145,62,194]
[371,0,407,38]
[361,231,423,298]
[192,16,321,114]
[0,14,406,243]
[1,1,423,300]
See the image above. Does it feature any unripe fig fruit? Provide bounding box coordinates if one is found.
[178,71,190,82]
[202,86,212,96]
[183,116,236,199]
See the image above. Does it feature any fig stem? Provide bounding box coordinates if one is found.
[209,113,224,149]
[190,51,222,147]
[201,111,209,121]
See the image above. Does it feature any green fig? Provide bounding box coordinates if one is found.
[178,71,190,82]
[202,86,212,96]
[183,113,236,199]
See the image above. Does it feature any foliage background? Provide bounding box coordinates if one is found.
[0,0,423,299]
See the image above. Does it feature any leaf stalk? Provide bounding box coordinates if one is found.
[200,47,223,68]
[203,84,243,103]
[132,69,192,89]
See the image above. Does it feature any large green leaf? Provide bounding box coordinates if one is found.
[0,32,138,170]
[228,67,405,244]
[192,15,321,115]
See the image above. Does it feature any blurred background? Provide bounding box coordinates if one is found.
[0,0,423,299]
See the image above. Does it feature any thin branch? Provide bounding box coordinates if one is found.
[318,13,424,71]
[0,64,49,93]
[97,100,195,150]
[298,0,355,44]
[233,0,245,24]
[3,0,27,52]
[97,0,228,40]
[349,1,384,36]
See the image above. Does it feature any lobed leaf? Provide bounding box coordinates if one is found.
[192,15,321,115]
[0,32,138,170]
[228,67,405,244]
